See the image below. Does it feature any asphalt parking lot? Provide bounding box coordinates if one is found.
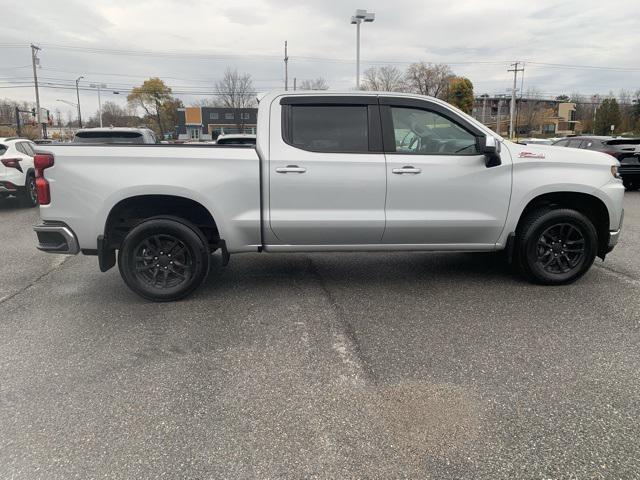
[1,193,639,479]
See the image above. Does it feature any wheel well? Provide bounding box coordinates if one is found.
[104,195,219,249]
[517,192,610,257]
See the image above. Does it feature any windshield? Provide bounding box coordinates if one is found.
[73,131,145,144]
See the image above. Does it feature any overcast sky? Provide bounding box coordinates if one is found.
[1,0,639,120]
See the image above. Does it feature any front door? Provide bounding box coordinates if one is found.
[380,99,511,247]
[269,98,386,245]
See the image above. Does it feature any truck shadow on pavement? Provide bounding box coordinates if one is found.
[198,250,524,296]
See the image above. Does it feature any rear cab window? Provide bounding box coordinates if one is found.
[287,105,369,152]
[73,131,145,144]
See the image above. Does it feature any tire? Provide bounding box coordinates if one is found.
[515,208,597,285]
[19,173,38,208]
[117,217,211,301]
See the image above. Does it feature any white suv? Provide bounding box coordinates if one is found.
[0,137,38,207]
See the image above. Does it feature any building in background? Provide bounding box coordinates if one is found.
[472,97,581,137]
[176,106,258,141]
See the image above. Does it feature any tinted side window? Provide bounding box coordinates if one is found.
[288,105,368,153]
[15,143,26,154]
[567,139,583,148]
[553,139,569,147]
[390,106,478,154]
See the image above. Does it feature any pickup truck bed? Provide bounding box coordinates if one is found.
[39,144,262,254]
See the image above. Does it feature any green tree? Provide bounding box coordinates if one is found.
[594,98,621,135]
[446,77,474,114]
[555,94,570,102]
[127,78,176,137]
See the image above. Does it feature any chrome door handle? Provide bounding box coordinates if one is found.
[392,166,422,174]
[276,165,307,174]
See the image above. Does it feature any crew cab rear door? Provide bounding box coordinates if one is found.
[268,96,386,245]
[379,97,511,246]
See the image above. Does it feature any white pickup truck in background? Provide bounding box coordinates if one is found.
[33,91,624,301]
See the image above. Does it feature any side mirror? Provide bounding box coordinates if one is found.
[477,135,502,168]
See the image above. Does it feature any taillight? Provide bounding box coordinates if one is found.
[34,153,54,205]
[1,158,23,172]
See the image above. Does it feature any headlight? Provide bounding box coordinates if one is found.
[611,165,621,179]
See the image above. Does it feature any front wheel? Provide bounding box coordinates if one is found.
[118,218,210,301]
[515,208,598,285]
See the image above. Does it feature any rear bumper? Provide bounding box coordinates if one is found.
[33,222,80,254]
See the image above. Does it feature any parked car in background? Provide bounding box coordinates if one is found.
[0,137,38,207]
[215,134,257,145]
[73,127,158,144]
[34,91,624,301]
[553,136,640,190]
[520,138,553,145]
[33,138,54,145]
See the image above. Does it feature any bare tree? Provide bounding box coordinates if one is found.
[404,62,454,98]
[214,68,257,109]
[361,66,405,92]
[299,77,329,91]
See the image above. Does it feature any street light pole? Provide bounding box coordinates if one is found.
[351,9,375,90]
[75,76,84,128]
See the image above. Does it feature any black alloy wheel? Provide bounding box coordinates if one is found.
[133,234,193,290]
[516,208,597,285]
[535,223,586,275]
[118,217,210,301]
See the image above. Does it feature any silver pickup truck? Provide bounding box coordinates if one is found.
[33,91,624,301]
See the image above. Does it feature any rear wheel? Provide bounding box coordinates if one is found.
[118,217,210,301]
[515,208,597,285]
[19,174,38,207]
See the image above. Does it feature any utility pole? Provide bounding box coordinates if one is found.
[30,44,43,138]
[507,61,525,139]
[75,76,84,128]
[481,94,488,124]
[293,77,297,91]
[284,41,289,91]
[15,107,21,137]
[90,83,107,127]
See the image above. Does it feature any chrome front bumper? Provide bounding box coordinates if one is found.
[33,223,80,254]
[608,209,624,249]
[608,229,621,248]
